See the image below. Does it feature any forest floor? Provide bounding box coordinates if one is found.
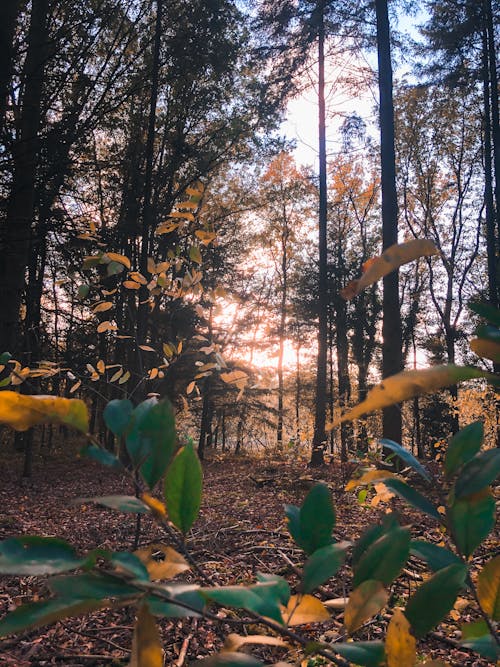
[0,443,497,667]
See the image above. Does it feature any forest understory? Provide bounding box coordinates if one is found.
[0,444,497,667]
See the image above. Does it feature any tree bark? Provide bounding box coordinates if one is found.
[375,0,403,445]
[310,2,327,466]
[0,0,21,133]
[0,0,49,355]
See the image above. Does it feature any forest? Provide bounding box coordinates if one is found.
[0,0,499,665]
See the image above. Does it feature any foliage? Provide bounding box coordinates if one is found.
[0,383,498,665]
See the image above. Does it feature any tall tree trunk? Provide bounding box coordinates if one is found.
[276,231,288,450]
[136,0,162,392]
[311,3,327,466]
[0,0,21,133]
[481,22,497,308]
[375,0,403,445]
[0,0,49,355]
[484,0,500,246]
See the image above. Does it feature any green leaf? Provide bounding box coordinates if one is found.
[106,260,125,276]
[404,563,468,637]
[445,422,484,478]
[410,540,461,572]
[469,301,500,327]
[81,443,123,470]
[164,440,202,534]
[353,526,410,587]
[0,598,105,637]
[0,536,84,575]
[111,552,150,581]
[138,399,177,489]
[147,584,205,619]
[285,483,335,555]
[201,581,287,624]
[382,479,441,521]
[352,514,399,568]
[454,449,500,498]
[255,573,290,604]
[475,324,500,342]
[461,633,500,661]
[449,489,496,558]
[103,399,133,438]
[78,284,90,299]
[301,542,347,593]
[189,245,202,264]
[78,495,150,513]
[0,351,12,364]
[49,572,140,600]
[125,398,158,466]
[192,654,264,666]
[379,439,431,482]
[332,641,385,666]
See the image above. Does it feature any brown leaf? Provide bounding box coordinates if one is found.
[134,544,189,580]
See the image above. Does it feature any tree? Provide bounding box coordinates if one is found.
[256,152,313,449]
[375,0,403,446]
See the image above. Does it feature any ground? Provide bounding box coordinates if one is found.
[0,442,497,666]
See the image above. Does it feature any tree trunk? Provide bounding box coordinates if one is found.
[375,0,403,445]
[484,0,500,248]
[481,23,497,308]
[0,0,49,355]
[0,0,21,133]
[136,0,163,391]
[277,231,287,450]
[310,3,327,466]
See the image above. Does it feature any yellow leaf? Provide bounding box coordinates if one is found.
[370,482,395,507]
[134,544,189,580]
[186,381,196,395]
[170,210,194,222]
[97,360,105,374]
[69,380,81,394]
[330,365,491,428]
[177,341,183,354]
[0,391,88,432]
[477,556,500,620]
[195,230,217,246]
[156,261,170,273]
[156,221,179,235]
[385,609,416,667]
[148,368,159,380]
[220,370,248,386]
[119,370,131,385]
[139,345,156,352]
[163,343,174,357]
[104,252,131,270]
[324,597,348,610]
[141,493,167,519]
[282,594,330,626]
[345,580,388,634]
[97,321,117,334]
[92,301,113,313]
[345,469,398,491]
[147,257,156,273]
[177,200,198,210]
[123,280,141,290]
[129,271,148,285]
[341,239,439,299]
[110,368,123,382]
[130,604,163,667]
[470,338,500,364]
[223,634,286,652]
[102,288,117,296]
